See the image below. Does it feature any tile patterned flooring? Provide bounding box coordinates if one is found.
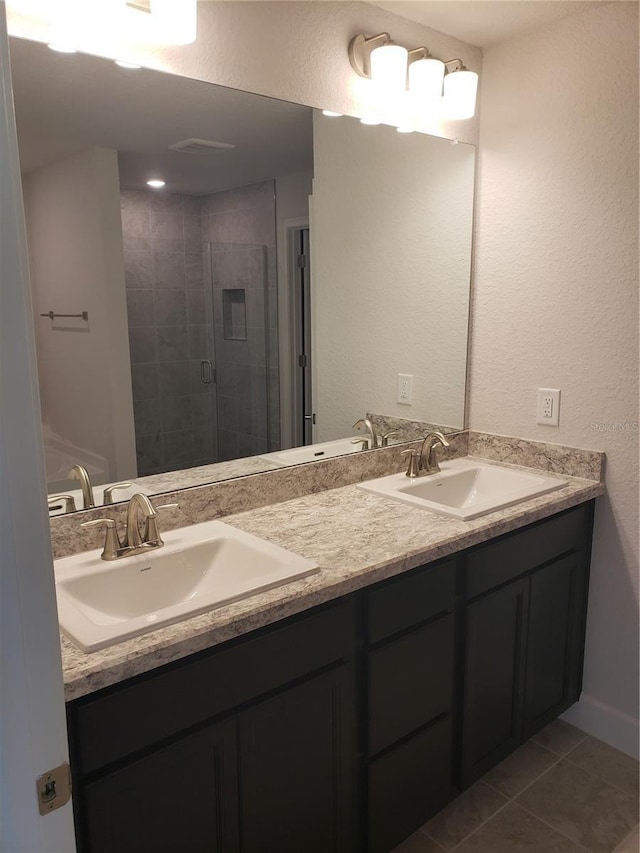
[392,721,639,853]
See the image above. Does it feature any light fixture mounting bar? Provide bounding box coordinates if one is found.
[349,33,391,78]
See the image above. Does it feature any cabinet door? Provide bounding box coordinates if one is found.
[524,552,586,736]
[462,578,528,786]
[238,664,356,853]
[80,718,238,853]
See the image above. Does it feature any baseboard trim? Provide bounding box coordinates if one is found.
[562,694,639,759]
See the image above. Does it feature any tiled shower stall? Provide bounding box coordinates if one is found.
[121,180,279,475]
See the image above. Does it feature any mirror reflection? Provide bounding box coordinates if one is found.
[10,37,474,514]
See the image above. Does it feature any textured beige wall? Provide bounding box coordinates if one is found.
[471,2,639,756]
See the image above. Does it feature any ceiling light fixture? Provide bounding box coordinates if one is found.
[146,179,166,189]
[348,32,478,128]
[115,60,142,69]
[322,110,343,118]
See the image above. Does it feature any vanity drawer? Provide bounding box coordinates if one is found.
[368,715,454,853]
[70,600,354,775]
[367,558,455,644]
[368,614,454,756]
[466,505,588,599]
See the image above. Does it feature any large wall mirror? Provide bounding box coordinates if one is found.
[9,36,475,514]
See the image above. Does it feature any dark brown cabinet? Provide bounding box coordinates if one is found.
[67,501,594,853]
[461,504,593,786]
[366,558,457,853]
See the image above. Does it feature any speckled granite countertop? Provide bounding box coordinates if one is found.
[60,457,604,702]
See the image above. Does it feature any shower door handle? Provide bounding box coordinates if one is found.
[200,360,213,384]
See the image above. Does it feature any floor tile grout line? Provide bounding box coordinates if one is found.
[423,793,516,852]
[515,800,593,852]
[562,754,640,800]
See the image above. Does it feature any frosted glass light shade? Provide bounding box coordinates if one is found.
[150,0,198,44]
[370,43,408,92]
[443,68,478,120]
[408,57,445,104]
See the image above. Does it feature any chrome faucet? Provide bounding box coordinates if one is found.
[81,493,177,561]
[352,417,378,450]
[68,464,95,509]
[418,432,451,475]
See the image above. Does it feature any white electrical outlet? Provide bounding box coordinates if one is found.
[536,388,561,426]
[397,374,413,405]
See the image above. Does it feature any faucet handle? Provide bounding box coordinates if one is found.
[380,430,399,447]
[48,494,77,513]
[145,503,179,545]
[351,437,370,451]
[81,518,122,561]
[103,483,133,505]
[401,449,421,478]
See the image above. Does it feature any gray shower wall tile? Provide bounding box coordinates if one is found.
[157,326,190,362]
[120,189,150,212]
[189,325,210,360]
[153,252,186,289]
[182,195,202,215]
[186,287,206,324]
[124,250,154,289]
[126,289,155,328]
[121,208,150,238]
[191,394,212,428]
[149,192,183,213]
[201,180,275,216]
[123,236,151,251]
[150,211,184,240]
[184,215,203,251]
[155,290,187,326]
[158,361,191,398]
[151,237,185,254]
[185,254,205,288]
[133,398,161,438]
[129,327,157,364]
[162,430,194,470]
[160,395,193,433]
[131,362,159,401]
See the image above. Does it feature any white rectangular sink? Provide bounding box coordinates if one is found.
[259,437,361,467]
[54,520,319,652]
[358,458,566,520]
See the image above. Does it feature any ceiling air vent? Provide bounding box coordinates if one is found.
[169,138,236,154]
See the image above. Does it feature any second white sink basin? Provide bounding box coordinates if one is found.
[55,520,319,651]
[358,458,566,520]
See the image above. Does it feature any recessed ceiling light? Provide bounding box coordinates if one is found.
[146,179,166,189]
[47,44,77,54]
[115,60,142,69]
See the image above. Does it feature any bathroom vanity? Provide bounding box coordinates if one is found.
[63,486,596,853]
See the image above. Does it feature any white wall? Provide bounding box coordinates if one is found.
[6,1,481,145]
[312,112,474,440]
[23,146,137,485]
[0,3,76,849]
[471,1,639,756]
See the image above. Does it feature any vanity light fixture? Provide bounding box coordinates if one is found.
[442,60,479,120]
[45,0,197,55]
[348,32,478,125]
[146,179,166,189]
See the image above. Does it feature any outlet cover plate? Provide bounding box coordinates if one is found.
[536,388,561,426]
